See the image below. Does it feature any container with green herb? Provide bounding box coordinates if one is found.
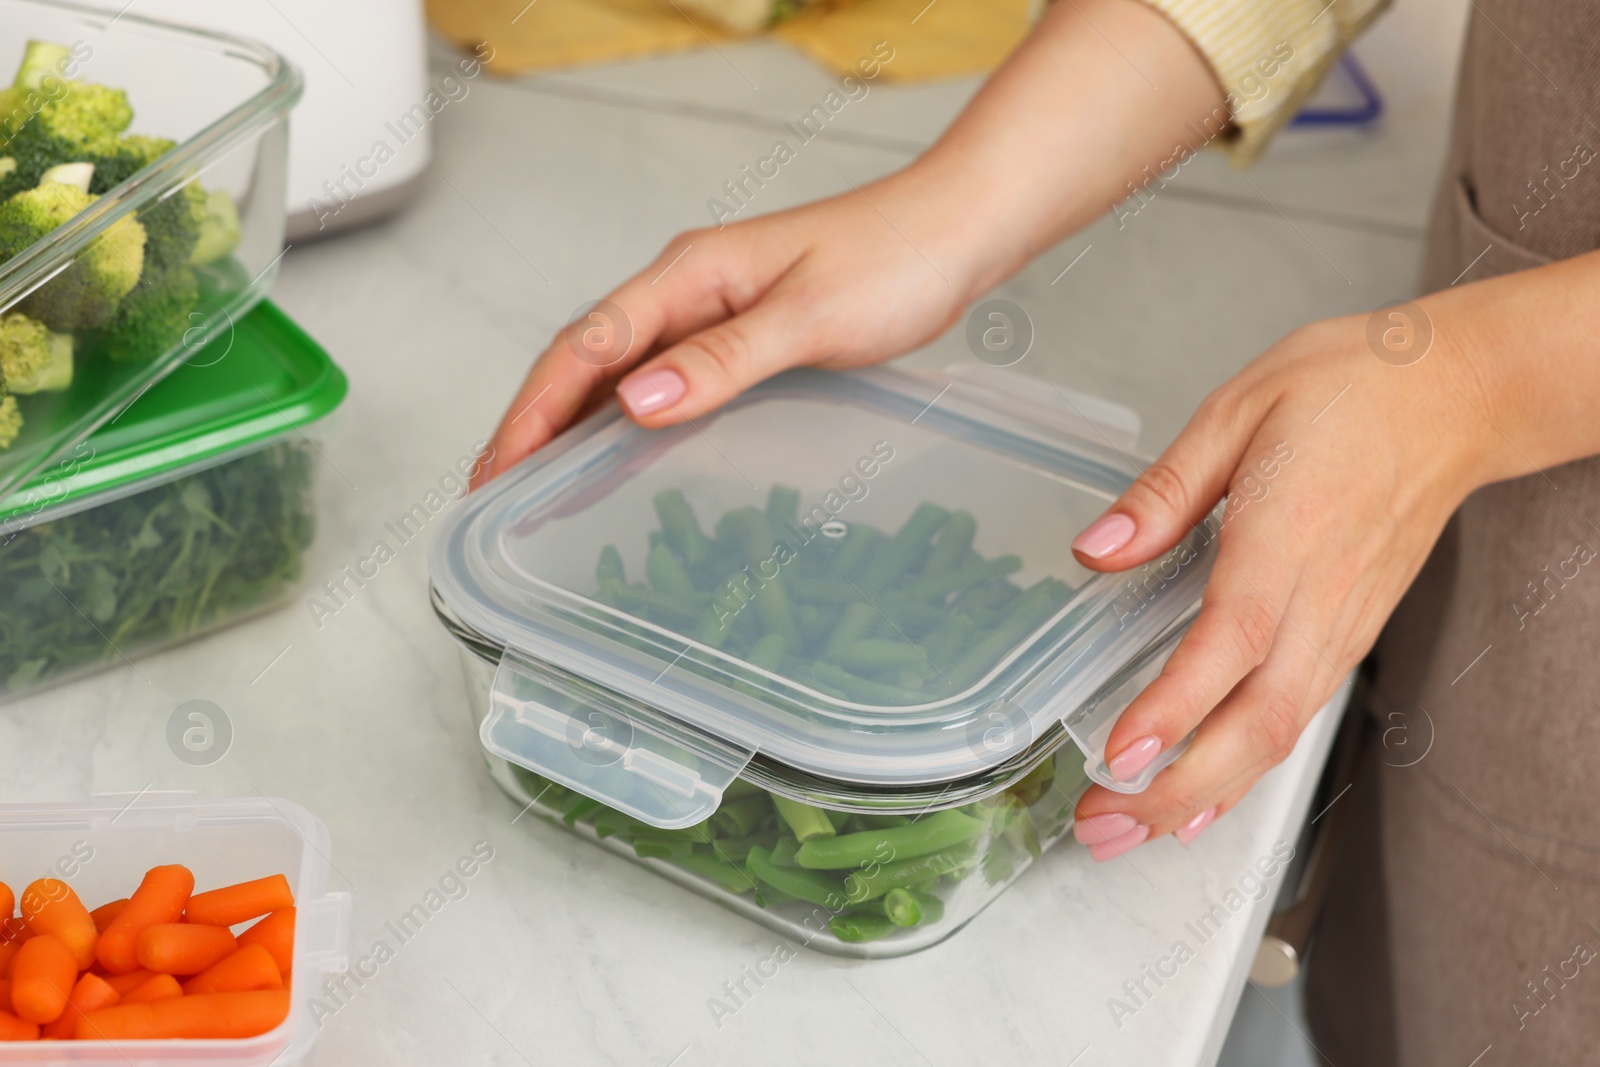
[0,301,345,699]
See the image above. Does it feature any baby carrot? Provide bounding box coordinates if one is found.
[135,923,237,975]
[41,972,119,1040]
[77,989,290,1040]
[20,878,98,970]
[97,865,193,974]
[120,973,182,1005]
[0,882,12,921]
[102,969,157,997]
[10,934,76,1024]
[182,944,283,995]
[0,977,10,1009]
[89,898,128,934]
[0,1008,37,1041]
[236,908,294,975]
[184,874,294,928]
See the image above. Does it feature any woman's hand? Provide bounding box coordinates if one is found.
[475,175,984,486]
[1071,305,1500,859]
[476,0,1227,485]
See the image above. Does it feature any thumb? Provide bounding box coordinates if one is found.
[1071,390,1269,570]
[613,295,823,426]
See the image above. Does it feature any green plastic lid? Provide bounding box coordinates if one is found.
[0,301,346,528]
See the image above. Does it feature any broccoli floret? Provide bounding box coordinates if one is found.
[0,155,16,201]
[0,311,71,393]
[191,188,241,265]
[0,165,146,331]
[83,134,207,272]
[92,259,197,364]
[0,395,20,449]
[88,132,172,191]
[0,42,131,192]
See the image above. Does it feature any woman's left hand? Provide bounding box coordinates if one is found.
[1069,303,1497,859]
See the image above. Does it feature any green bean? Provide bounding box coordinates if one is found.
[824,525,882,580]
[869,593,950,635]
[795,604,837,650]
[747,632,788,672]
[857,503,949,593]
[769,835,802,867]
[773,796,836,842]
[883,888,945,927]
[707,831,779,866]
[590,806,637,840]
[795,809,985,870]
[747,845,849,909]
[753,882,799,908]
[903,554,1022,601]
[597,544,627,586]
[856,814,912,830]
[646,542,698,600]
[711,793,772,837]
[954,577,1024,612]
[714,509,802,642]
[633,837,695,860]
[831,639,928,673]
[844,842,978,902]
[672,852,756,893]
[653,489,715,567]
[928,616,978,667]
[944,578,1071,689]
[923,510,976,574]
[810,662,925,706]
[766,484,800,529]
[829,911,900,943]
[822,602,877,659]
[788,577,857,606]
[563,797,603,825]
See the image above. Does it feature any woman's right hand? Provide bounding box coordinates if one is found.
[475,173,987,486]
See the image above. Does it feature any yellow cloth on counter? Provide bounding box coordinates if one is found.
[425,0,1036,81]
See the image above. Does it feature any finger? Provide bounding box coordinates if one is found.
[1099,509,1304,783]
[479,234,766,484]
[613,284,833,428]
[1077,601,1325,842]
[1071,387,1278,570]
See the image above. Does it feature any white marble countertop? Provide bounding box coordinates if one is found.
[0,7,1468,1063]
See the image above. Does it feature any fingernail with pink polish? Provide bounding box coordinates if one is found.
[616,369,686,417]
[1073,812,1138,846]
[1089,824,1150,862]
[1175,806,1217,846]
[1108,736,1162,782]
[1072,513,1136,559]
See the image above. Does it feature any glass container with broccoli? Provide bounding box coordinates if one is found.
[0,8,300,501]
[432,368,1217,954]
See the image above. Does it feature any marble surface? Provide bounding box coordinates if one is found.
[0,4,1470,1063]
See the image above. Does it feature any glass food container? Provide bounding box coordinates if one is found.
[0,791,350,1065]
[0,0,302,499]
[0,300,346,701]
[430,367,1218,957]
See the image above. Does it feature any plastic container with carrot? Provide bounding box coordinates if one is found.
[0,793,349,1065]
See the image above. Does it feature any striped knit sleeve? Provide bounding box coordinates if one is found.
[1139,0,1391,165]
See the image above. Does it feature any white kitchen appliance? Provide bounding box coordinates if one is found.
[128,0,432,240]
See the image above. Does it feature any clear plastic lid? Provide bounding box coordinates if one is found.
[431,367,1215,825]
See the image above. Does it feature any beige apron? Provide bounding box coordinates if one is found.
[1305,4,1600,1065]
